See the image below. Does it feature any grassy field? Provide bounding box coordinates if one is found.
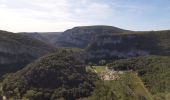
[86,65,156,100]
[89,70,154,100]
[130,73,153,100]
[94,66,106,73]
[166,93,170,100]
[86,66,106,73]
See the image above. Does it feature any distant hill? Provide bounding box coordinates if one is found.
[1,50,96,100]
[86,30,170,63]
[18,26,170,64]
[19,32,62,45]
[55,25,129,48]
[0,30,56,77]
[19,32,49,43]
[19,25,128,48]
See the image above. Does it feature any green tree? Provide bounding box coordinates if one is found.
[99,60,106,66]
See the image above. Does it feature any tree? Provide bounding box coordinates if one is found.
[99,60,106,66]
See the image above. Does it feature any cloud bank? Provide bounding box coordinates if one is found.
[0,0,170,32]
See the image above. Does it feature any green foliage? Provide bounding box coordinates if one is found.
[94,66,106,73]
[99,60,106,66]
[86,66,106,73]
[0,30,55,78]
[1,50,97,100]
[90,73,151,100]
[108,56,170,99]
[0,30,55,48]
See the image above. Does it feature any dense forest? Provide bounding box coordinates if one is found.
[1,50,97,100]
[0,30,55,77]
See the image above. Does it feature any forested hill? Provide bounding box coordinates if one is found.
[0,30,56,77]
[1,50,96,100]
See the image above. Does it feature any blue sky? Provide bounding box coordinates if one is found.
[0,0,170,32]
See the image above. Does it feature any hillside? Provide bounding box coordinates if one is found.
[20,32,62,45]
[1,26,170,100]
[108,56,170,100]
[86,66,153,100]
[19,25,128,48]
[19,26,170,64]
[0,30,56,77]
[86,30,170,63]
[90,72,153,100]
[55,25,129,48]
[1,50,96,100]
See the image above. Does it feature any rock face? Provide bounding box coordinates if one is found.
[20,25,128,48]
[19,26,170,63]
[0,30,56,76]
[56,25,128,48]
[86,31,170,63]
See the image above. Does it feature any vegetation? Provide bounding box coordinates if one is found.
[86,31,170,63]
[90,72,153,100]
[108,56,170,99]
[0,30,55,77]
[1,27,170,100]
[86,66,106,73]
[1,50,97,100]
[0,30,55,50]
[99,60,106,66]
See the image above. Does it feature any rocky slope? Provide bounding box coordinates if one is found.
[0,30,56,77]
[56,25,129,48]
[19,26,170,63]
[19,25,128,48]
[86,31,170,63]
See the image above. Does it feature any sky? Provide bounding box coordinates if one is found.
[0,0,170,32]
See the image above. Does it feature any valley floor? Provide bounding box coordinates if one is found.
[87,66,154,100]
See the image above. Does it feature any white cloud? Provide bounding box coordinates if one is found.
[0,0,169,32]
[74,3,112,19]
[1,0,113,32]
